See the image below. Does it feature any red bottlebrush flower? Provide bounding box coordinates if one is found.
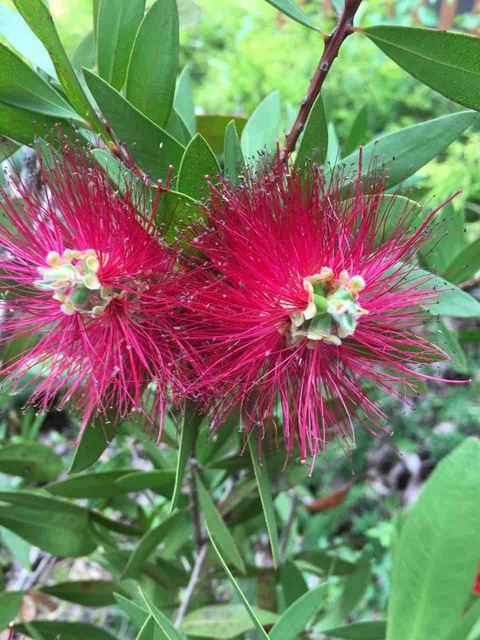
[0,142,183,442]
[180,153,464,468]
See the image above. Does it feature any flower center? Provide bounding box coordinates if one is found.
[34,249,114,316]
[287,267,368,348]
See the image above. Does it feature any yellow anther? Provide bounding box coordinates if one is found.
[46,251,61,267]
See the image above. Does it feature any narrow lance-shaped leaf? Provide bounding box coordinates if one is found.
[363,26,480,112]
[0,3,56,77]
[12,0,103,132]
[241,91,281,162]
[126,0,179,127]
[296,92,328,166]
[205,525,270,640]
[175,66,196,135]
[386,438,480,640]
[339,110,477,189]
[177,134,221,201]
[263,0,318,31]
[248,439,280,569]
[224,120,245,183]
[321,620,387,639]
[269,585,325,640]
[180,605,278,639]
[170,403,202,512]
[139,588,187,640]
[97,0,146,90]
[343,104,368,157]
[69,419,116,473]
[196,472,245,573]
[84,69,184,181]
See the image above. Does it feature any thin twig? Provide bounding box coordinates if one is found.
[174,543,209,628]
[283,0,364,158]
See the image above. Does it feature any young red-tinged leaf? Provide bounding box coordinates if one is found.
[205,525,270,640]
[126,0,179,127]
[387,438,480,640]
[363,27,480,111]
[196,472,245,573]
[248,439,280,569]
[97,0,146,90]
[177,134,221,201]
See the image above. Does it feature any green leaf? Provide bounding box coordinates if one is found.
[386,438,480,640]
[241,91,281,161]
[174,66,196,135]
[446,601,480,640]
[445,238,480,285]
[269,585,325,640]
[84,69,184,181]
[205,526,270,640]
[1,527,31,570]
[402,267,480,318]
[322,620,386,639]
[363,26,480,111]
[197,114,247,155]
[280,560,308,607]
[115,593,150,627]
[437,320,468,373]
[294,549,357,576]
[126,0,179,127]
[343,105,368,157]
[153,190,199,244]
[0,102,67,145]
[0,591,23,631]
[248,439,280,569]
[196,472,245,573]
[46,469,132,498]
[419,202,465,275]
[177,133,221,200]
[0,4,57,77]
[115,470,175,495]
[0,490,97,557]
[139,588,187,640]
[339,111,477,189]
[12,0,102,130]
[91,510,143,537]
[40,581,120,607]
[69,420,116,473]
[0,442,63,482]
[0,45,76,119]
[71,31,96,72]
[180,604,278,639]
[122,511,187,579]
[319,553,371,630]
[166,108,191,145]
[224,119,245,183]
[14,621,116,640]
[97,0,146,90]
[263,0,317,30]
[296,93,328,166]
[170,404,201,513]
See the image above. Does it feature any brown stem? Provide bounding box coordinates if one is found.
[283,0,363,158]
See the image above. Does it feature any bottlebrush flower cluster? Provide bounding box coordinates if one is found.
[0,142,459,463]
